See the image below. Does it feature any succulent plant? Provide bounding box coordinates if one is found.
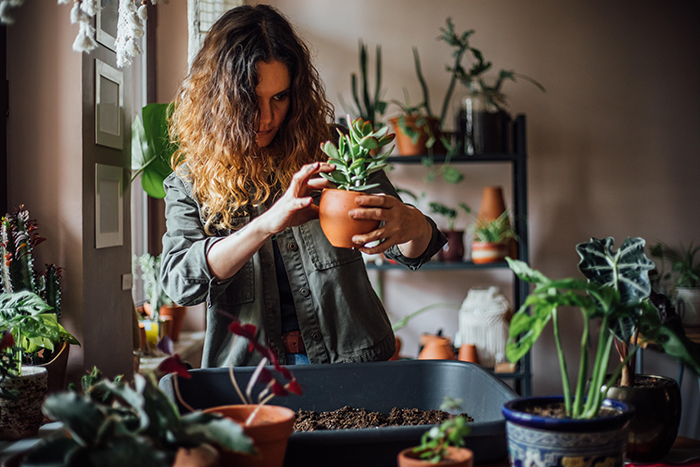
[319,117,395,191]
[0,205,62,319]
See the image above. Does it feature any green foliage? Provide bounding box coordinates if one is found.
[339,40,387,130]
[133,253,173,318]
[429,202,472,231]
[649,240,700,289]
[506,237,700,419]
[320,117,395,191]
[413,397,471,463]
[131,103,179,199]
[473,210,517,244]
[23,371,254,467]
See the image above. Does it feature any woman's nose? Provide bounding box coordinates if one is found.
[259,100,272,127]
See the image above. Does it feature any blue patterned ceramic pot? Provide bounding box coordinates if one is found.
[502,397,634,467]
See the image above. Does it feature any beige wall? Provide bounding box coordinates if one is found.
[7,0,135,382]
[156,0,700,435]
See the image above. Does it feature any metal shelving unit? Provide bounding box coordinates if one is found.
[368,114,532,396]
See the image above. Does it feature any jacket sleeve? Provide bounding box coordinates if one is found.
[159,173,235,307]
[366,170,447,271]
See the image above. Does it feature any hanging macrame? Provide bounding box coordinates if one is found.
[457,286,512,368]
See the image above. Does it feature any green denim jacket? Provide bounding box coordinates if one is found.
[160,168,446,368]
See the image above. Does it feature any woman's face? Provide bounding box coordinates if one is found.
[255,60,291,148]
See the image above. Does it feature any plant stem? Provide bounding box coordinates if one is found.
[572,309,589,418]
[604,343,640,391]
[552,309,571,416]
[582,313,609,416]
[173,374,196,414]
[439,47,467,128]
[583,320,614,418]
[228,336,248,404]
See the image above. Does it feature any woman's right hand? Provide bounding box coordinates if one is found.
[259,162,335,235]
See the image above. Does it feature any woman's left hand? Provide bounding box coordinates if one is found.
[348,194,431,256]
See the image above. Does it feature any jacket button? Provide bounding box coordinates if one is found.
[311,332,322,341]
[300,287,310,297]
[287,242,298,251]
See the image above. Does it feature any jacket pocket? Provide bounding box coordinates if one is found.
[300,220,362,271]
[218,216,255,306]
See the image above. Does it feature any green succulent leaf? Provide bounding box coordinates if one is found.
[352,183,380,191]
[321,141,340,160]
[359,136,378,150]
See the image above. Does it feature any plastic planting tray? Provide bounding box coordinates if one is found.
[159,359,517,466]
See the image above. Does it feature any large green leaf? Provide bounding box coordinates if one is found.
[180,412,255,454]
[22,437,81,467]
[87,436,170,467]
[43,392,105,446]
[131,103,178,199]
[576,237,654,305]
[92,375,150,432]
[0,291,52,318]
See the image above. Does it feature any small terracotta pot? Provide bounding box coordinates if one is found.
[319,189,380,248]
[203,404,295,467]
[477,186,507,222]
[458,344,479,364]
[438,230,464,262]
[159,304,187,341]
[397,446,474,467]
[418,337,455,360]
[471,241,508,264]
[390,116,446,156]
[389,336,402,361]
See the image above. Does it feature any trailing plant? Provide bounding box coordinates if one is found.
[429,202,472,231]
[131,103,179,199]
[649,240,700,290]
[505,237,700,419]
[472,210,517,244]
[412,397,471,463]
[1,205,63,319]
[391,303,459,332]
[319,117,395,191]
[133,253,174,320]
[21,365,254,467]
[338,40,387,131]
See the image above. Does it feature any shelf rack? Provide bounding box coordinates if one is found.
[371,114,532,396]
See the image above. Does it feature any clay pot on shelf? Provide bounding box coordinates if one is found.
[418,336,455,360]
[203,404,295,467]
[397,446,474,467]
[477,186,507,223]
[319,189,380,248]
[458,344,479,364]
[390,116,446,156]
[438,230,465,262]
[471,241,509,264]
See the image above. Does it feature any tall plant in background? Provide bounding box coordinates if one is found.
[132,103,179,199]
[339,40,387,130]
[133,253,173,321]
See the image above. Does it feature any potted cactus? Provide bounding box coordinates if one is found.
[318,117,395,248]
[0,206,79,393]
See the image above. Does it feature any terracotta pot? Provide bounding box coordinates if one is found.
[477,186,507,222]
[389,336,402,361]
[159,304,187,341]
[390,116,446,156]
[38,340,70,394]
[203,404,295,467]
[471,241,508,264]
[458,344,479,364]
[437,230,464,262]
[319,189,380,248]
[418,337,455,360]
[605,374,681,462]
[0,366,48,440]
[397,446,474,467]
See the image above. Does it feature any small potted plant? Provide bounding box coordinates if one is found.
[161,317,303,467]
[429,202,472,262]
[1,206,80,393]
[0,291,79,439]
[18,361,254,467]
[318,116,395,248]
[397,397,473,467]
[470,209,517,264]
[502,237,700,464]
[133,253,187,343]
[649,240,700,326]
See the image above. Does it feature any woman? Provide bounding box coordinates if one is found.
[160,4,446,368]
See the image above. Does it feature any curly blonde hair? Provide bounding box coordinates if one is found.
[170,5,333,233]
